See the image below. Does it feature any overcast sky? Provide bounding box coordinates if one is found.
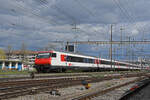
[0,0,150,57]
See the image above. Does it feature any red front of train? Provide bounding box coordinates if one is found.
[34,51,53,73]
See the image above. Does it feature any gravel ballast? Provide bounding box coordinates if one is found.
[7,77,138,100]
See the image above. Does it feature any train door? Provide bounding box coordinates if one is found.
[96,59,100,71]
[60,54,67,67]
[96,59,99,67]
[65,55,71,68]
[50,53,57,67]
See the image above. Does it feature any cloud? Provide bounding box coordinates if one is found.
[0,0,150,51]
[131,29,139,36]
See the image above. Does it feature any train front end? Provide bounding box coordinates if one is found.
[34,52,52,73]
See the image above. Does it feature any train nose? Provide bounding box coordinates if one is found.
[35,58,51,65]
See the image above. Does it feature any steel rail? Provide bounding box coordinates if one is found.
[119,78,150,100]
[0,74,89,82]
[72,77,147,100]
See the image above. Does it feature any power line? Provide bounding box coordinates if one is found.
[37,0,77,24]
[112,0,133,22]
[112,0,145,38]
[14,0,59,25]
[73,3,109,41]
[11,1,150,61]
[74,0,107,36]
[75,0,96,17]
[49,40,150,45]
[54,5,76,22]
[112,0,147,61]
[14,0,109,40]
[13,0,92,42]
[124,0,146,41]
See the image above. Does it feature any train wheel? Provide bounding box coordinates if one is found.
[59,68,63,73]
[62,68,66,72]
[36,67,42,73]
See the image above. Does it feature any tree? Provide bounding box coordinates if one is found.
[20,42,27,61]
[0,49,6,59]
[6,45,12,59]
[20,42,30,68]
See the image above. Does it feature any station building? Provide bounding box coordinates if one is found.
[0,59,23,71]
[0,50,38,71]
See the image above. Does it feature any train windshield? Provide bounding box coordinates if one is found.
[36,53,57,58]
[36,53,50,58]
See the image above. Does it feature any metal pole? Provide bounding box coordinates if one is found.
[67,41,69,52]
[110,25,113,70]
[140,58,143,69]
[113,48,116,68]
[120,26,124,42]
[74,42,76,53]
[72,21,79,53]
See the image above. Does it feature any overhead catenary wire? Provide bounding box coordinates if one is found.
[75,0,145,59]
[74,0,107,37]
[124,0,146,53]
[10,0,150,62]
[124,0,146,40]
[13,0,109,41]
[14,0,60,25]
[13,0,149,46]
[112,0,145,42]
[112,0,145,38]
[112,0,148,61]
[36,0,77,24]
[16,0,99,38]
[75,0,96,17]
[39,0,108,40]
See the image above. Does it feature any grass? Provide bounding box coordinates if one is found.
[0,69,30,75]
[89,74,105,78]
[65,69,83,73]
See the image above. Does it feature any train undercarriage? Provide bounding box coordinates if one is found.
[34,65,135,73]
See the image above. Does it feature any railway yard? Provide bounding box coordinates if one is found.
[0,71,149,100]
[1,0,150,100]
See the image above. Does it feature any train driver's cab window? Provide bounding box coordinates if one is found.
[36,53,57,58]
[51,53,56,57]
[36,53,50,58]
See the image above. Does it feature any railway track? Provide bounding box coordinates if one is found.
[0,71,145,82]
[71,78,143,100]
[0,74,89,82]
[0,72,149,100]
[70,77,150,100]
[119,78,150,100]
[0,77,87,100]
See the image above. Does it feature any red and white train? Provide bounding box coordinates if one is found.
[34,50,142,72]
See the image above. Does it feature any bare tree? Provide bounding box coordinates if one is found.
[20,42,27,61]
[7,45,12,59]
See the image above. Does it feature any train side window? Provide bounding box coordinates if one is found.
[84,58,88,63]
[51,53,56,57]
[66,56,71,61]
[88,59,94,63]
[99,60,101,64]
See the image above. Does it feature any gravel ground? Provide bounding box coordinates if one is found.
[92,83,134,100]
[7,77,137,100]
